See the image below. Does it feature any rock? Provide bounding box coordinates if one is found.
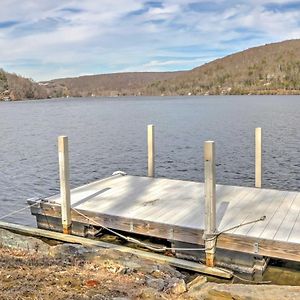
[90,295,106,300]
[157,264,184,279]
[187,275,207,292]
[90,249,181,279]
[145,276,165,291]
[170,278,187,295]
[137,287,162,300]
[50,243,95,259]
[188,283,259,300]
[151,270,164,279]
[207,289,245,300]
[0,229,50,254]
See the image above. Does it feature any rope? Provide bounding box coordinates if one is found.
[219,215,266,235]
[203,215,267,242]
[232,273,271,284]
[72,207,178,252]
[0,197,266,254]
[71,207,265,253]
[0,201,41,221]
[215,266,271,284]
[0,199,271,284]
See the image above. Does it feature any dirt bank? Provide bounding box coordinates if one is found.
[0,228,300,299]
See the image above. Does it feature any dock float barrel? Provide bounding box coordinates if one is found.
[203,141,217,267]
[147,124,155,177]
[58,136,72,234]
[255,127,262,188]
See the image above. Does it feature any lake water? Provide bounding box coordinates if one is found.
[1,95,300,226]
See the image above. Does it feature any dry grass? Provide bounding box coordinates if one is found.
[0,248,147,300]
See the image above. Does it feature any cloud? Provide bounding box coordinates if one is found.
[0,0,300,80]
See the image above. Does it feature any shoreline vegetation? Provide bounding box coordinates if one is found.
[2,39,300,101]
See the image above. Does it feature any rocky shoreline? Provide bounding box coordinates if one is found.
[0,228,300,299]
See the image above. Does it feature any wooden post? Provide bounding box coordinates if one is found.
[255,127,262,188]
[58,136,72,234]
[147,124,155,177]
[203,141,217,267]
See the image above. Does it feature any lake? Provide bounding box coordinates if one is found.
[1,95,300,225]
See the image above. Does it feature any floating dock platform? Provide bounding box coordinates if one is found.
[29,173,300,264]
[27,127,300,276]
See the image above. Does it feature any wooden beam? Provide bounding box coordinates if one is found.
[204,141,216,267]
[58,136,72,234]
[28,200,300,263]
[0,221,232,279]
[147,124,155,177]
[255,128,262,188]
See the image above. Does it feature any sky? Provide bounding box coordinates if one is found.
[0,0,300,81]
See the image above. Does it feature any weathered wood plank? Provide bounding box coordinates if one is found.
[204,140,217,266]
[0,221,232,279]
[147,124,155,177]
[255,127,262,188]
[58,136,71,234]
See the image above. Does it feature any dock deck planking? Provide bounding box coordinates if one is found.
[245,190,289,238]
[233,189,287,236]
[259,192,297,240]
[287,201,300,243]
[33,174,300,261]
[218,188,267,235]
[217,188,264,233]
[275,193,300,242]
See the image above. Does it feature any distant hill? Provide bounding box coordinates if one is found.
[44,71,184,97]
[144,39,300,95]
[2,39,300,101]
[0,69,47,101]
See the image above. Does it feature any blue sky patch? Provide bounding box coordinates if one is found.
[145,1,163,8]
[0,20,19,28]
[187,1,225,12]
[59,7,84,14]
[264,1,300,12]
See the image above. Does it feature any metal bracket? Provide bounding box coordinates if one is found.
[168,228,174,240]
[254,242,259,254]
[129,221,134,232]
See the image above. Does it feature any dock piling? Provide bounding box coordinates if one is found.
[58,136,72,234]
[147,124,155,177]
[255,127,262,188]
[203,141,217,267]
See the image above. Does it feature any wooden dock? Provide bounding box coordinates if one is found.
[27,126,300,274]
[29,173,300,263]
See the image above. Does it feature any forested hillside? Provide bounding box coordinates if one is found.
[2,39,300,100]
[0,69,47,101]
[144,40,300,95]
